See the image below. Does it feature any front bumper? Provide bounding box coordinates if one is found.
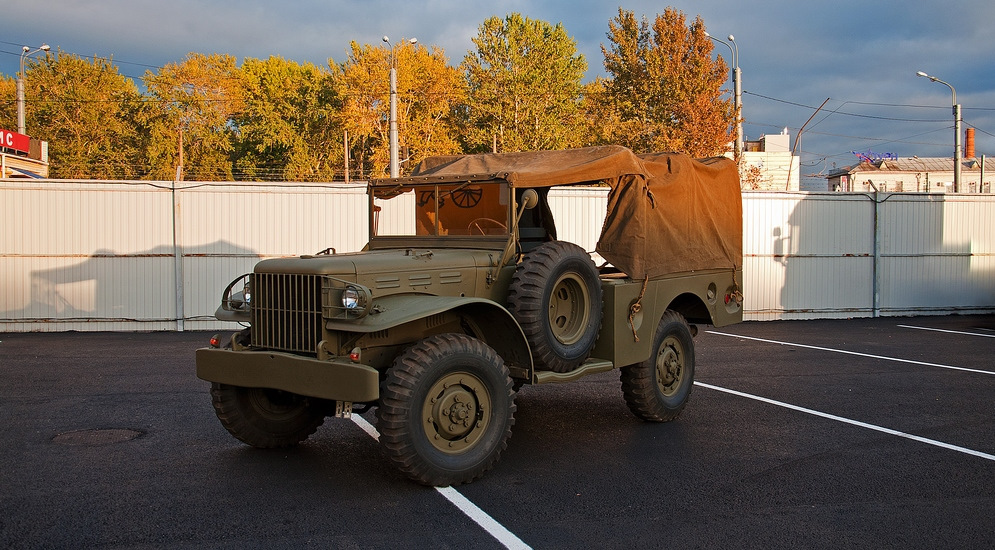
[195,348,380,403]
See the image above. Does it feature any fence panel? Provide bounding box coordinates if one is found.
[743,192,876,320]
[177,182,369,330]
[1,180,177,331]
[878,193,995,315]
[2,181,993,332]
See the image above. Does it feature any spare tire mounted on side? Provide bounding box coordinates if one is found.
[507,241,603,373]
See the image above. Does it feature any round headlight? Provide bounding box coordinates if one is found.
[342,287,361,309]
[230,289,250,310]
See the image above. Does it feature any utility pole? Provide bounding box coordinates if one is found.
[917,71,962,192]
[706,33,742,159]
[383,36,417,178]
[17,44,50,135]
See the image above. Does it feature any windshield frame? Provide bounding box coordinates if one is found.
[367,178,513,251]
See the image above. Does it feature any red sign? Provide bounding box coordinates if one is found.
[0,129,30,154]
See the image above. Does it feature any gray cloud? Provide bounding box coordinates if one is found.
[4,0,993,187]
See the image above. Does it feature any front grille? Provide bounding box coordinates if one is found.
[250,273,323,354]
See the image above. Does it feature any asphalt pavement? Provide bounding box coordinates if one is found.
[2,315,994,549]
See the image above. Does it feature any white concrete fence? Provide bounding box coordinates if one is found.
[2,179,993,332]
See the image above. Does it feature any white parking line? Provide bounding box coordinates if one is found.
[436,487,533,550]
[351,413,381,440]
[695,382,995,462]
[350,415,532,550]
[898,324,995,338]
[706,330,995,376]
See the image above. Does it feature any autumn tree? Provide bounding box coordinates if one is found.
[339,40,465,178]
[597,7,734,157]
[6,50,145,178]
[461,13,587,153]
[578,77,642,148]
[233,56,343,181]
[0,75,16,130]
[142,53,244,180]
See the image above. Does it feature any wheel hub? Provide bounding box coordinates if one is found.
[549,273,590,345]
[423,373,490,453]
[655,337,683,396]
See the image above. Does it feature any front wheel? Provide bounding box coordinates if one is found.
[376,333,516,486]
[210,383,325,448]
[620,310,695,422]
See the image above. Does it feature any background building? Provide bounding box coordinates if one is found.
[738,130,800,191]
[827,128,991,193]
[0,129,49,178]
[827,156,992,193]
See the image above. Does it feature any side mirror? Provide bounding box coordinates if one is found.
[520,189,539,210]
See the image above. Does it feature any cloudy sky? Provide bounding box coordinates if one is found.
[3,0,994,188]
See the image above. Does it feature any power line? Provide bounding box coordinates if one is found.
[746,90,995,114]
[967,122,995,139]
[744,90,994,162]
[831,98,995,112]
[744,90,950,123]
[0,41,165,71]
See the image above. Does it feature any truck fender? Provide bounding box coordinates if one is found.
[666,291,713,327]
[325,294,534,377]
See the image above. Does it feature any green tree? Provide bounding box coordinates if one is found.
[233,56,343,181]
[461,13,587,153]
[142,53,244,180]
[8,50,145,178]
[339,40,465,178]
[598,7,734,157]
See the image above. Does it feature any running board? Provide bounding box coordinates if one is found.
[533,358,615,385]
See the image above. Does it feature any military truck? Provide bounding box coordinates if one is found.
[196,145,743,486]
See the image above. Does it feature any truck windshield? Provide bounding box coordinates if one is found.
[372,182,510,237]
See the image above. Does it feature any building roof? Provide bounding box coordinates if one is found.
[827,157,995,178]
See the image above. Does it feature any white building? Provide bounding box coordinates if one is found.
[737,130,800,191]
[826,157,993,193]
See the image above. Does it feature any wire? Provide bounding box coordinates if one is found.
[743,90,994,162]
[966,122,995,139]
[744,91,951,123]
[831,98,995,112]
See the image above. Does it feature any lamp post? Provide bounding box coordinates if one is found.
[382,36,417,178]
[916,70,962,192]
[706,32,742,158]
[18,43,51,135]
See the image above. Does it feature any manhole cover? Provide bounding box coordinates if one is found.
[52,428,143,446]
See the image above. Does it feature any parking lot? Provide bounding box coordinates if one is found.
[2,315,994,549]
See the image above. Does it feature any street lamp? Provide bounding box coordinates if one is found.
[18,43,51,135]
[917,70,962,192]
[706,32,743,158]
[383,36,417,178]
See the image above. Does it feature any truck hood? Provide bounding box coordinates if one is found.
[253,248,496,281]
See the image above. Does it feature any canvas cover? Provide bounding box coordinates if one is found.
[406,145,742,279]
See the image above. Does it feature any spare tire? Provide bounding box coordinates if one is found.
[507,241,603,373]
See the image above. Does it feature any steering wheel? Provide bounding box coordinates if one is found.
[467,218,507,235]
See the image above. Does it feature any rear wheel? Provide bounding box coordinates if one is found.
[210,383,325,448]
[620,310,695,422]
[377,333,516,486]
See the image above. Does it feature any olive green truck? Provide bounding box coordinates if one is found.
[196,145,743,486]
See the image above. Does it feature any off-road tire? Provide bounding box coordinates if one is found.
[620,310,695,422]
[507,241,603,373]
[210,383,325,448]
[376,333,516,486]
